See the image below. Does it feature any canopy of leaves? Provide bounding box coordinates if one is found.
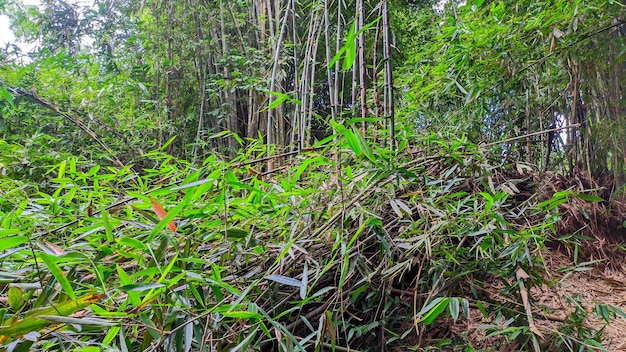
[0,0,625,350]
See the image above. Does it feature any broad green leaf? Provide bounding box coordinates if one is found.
[224,171,239,184]
[343,127,360,154]
[479,192,494,212]
[338,242,349,290]
[346,117,384,124]
[72,347,102,352]
[343,41,356,70]
[268,94,287,109]
[138,252,179,306]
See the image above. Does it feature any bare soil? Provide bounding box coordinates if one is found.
[472,250,626,351]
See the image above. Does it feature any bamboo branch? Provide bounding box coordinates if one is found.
[484,124,581,147]
[7,86,127,168]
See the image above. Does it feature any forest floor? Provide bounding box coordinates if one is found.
[540,251,626,351]
[447,250,626,352]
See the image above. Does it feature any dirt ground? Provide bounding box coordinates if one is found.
[538,251,626,351]
[455,250,626,351]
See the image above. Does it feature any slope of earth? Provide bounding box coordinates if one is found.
[451,250,626,351]
[539,251,626,351]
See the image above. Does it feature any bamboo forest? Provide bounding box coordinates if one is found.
[0,0,625,350]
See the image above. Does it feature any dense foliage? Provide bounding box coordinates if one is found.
[0,0,624,351]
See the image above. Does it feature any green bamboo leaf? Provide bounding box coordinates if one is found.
[209,130,231,139]
[39,315,118,326]
[338,242,349,291]
[356,16,381,37]
[343,128,360,154]
[0,294,104,338]
[38,253,76,300]
[71,347,101,352]
[119,283,165,292]
[57,160,66,179]
[148,186,194,241]
[0,87,14,107]
[343,42,356,70]
[8,287,26,311]
[575,193,604,202]
[224,171,239,184]
[117,236,145,249]
[0,236,28,251]
[226,227,249,239]
[352,127,376,163]
[161,135,177,150]
[229,327,259,352]
[346,117,384,124]
[449,298,460,322]
[417,297,450,326]
[0,229,21,237]
[329,45,348,67]
[103,326,120,345]
[221,311,263,319]
[268,94,287,109]
[479,192,494,212]
[139,252,179,305]
[116,265,141,305]
[101,210,114,243]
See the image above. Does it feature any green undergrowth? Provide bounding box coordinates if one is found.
[0,128,610,351]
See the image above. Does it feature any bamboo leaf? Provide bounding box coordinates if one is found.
[0,236,28,251]
[38,253,76,300]
[8,287,25,311]
[416,297,450,326]
[352,127,376,163]
[119,283,165,292]
[265,274,301,288]
[221,311,263,319]
[575,193,604,202]
[300,263,308,300]
[0,294,104,338]
[38,315,118,326]
[0,87,14,107]
[149,197,177,232]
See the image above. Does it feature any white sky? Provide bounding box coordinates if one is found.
[0,0,40,45]
[0,11,18,45]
